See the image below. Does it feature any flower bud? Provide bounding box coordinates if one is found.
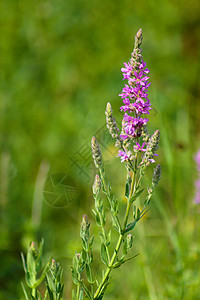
[126,234,133,251]
[29,241,38,259]
[152,164,161,187]
[142,130,160,165]
[80,215,90,242]
[92,174,101,196]
[105,102,119,139]
[91,137,102,169]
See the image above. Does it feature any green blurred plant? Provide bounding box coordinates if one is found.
[21,241,64,300]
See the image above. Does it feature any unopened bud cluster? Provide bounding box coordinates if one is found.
[80,214,90,242]
[105,102,119,139]
[152,164,161,187]
[142,130,160,166]
[93,174,101,196]
[91,137,102,169]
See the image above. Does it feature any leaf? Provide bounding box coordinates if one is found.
[46,285,54,300]
[71,269,92,299]
[130,188,144,203]
[36,239,44,273]
[21,282,31,300]
[85,263,92,283]
[111,215,121,233]
[82,249,87,262]
[101,244,109,266]
[88,236,94,250]
[136,208,140,221]
[112,253,139,269]
[111,197,119,214]
[125,221,137,233]
[107,230,111,246]
[71,268,79,285]
[95,212,101,226]
[125,176,132,198]
[21,253,27,273]
[98,232,106,244]
[89,251,93,264]
[46,273,56,293]
[79,280,92,299]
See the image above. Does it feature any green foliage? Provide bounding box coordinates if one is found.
[21,241,64,299]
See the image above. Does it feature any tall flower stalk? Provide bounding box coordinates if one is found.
[71,29,161,300]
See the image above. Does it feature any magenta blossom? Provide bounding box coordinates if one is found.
[134,142,146,152]
[117,150,132,163]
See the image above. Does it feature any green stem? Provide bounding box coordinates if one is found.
[94,161,138,299]
[99,169,121,230]
[76,273,80,300]
[87,251,94,296]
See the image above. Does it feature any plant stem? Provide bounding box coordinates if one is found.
[94,159,138,299]
[77,273,80,300]
[99,169,121,230]
[100,215,110,262]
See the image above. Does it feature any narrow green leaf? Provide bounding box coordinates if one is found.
[21,253,27,273]
[95,212,101,226]
[130,188,144,203]
[107,230,111,246]
[88,236,94,250]
[136,208,140,220]
[125,176,132,198]
[79,280,92,299]
[82,249,87,262]
[101,244,109,266]
[71,268,79,285]
[98,232,106,244]
[125,221,136,233]
[111,215,121,233]
[46,285,54,300]
[85,263,92,283]
[21,282,31,300]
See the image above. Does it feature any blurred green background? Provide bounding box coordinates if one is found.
[1,0,200,299]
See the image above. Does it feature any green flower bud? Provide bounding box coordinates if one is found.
[105,102,119,140]
[91,137,102,169]
[142,130,160,166]
[92,174,101,196]
[126,234,133,251]
[152,164,161,187]
[80,215,90,242]
[130,28,143,71]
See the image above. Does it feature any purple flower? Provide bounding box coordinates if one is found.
[117,150,132,162]
[121,62,133,80]
[120,114,148,139]
[134,142,146,152]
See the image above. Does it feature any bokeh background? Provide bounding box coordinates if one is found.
[1,0,200,299]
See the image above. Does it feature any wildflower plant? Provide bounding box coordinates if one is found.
[71,29,161,300]
[21,240,64,299]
